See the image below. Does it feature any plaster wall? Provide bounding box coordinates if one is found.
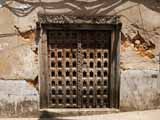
[0,0,159,117]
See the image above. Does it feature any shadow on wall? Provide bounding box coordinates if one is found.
[2,0,160,17]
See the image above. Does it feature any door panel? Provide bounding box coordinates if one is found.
[48,30,110,108]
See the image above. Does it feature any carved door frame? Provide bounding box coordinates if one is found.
[38,15,122,109]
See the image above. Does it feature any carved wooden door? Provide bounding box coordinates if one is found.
[47,30,110,108]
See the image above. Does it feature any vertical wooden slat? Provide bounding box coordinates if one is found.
[114,23,122,108]
[39,28,49,108]
[93,48,96,108]
[109,30,115,108]
[101,49,104,107]
[110,23,121,108]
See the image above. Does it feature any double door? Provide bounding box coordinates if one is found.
[48,30,110,108]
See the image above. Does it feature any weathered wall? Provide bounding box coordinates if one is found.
[120,37,159,110]
[0,0,159,116]
[120,70,160,111]
[0,80,39,117]
[0,8,38,80]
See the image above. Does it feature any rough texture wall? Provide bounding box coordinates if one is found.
[0,0,159,116]
[120,38,159,110]
[0,8,38,80]
[0,80,39,117]
[115,1,160,110]
[120,70,160,111]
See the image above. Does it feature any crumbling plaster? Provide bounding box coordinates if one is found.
[120,69,160,111]
[0,0,159,113]
[0,8,38,80]
[0,0,159,80]
[0,80,39,117]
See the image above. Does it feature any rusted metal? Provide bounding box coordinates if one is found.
[48,30,110,108]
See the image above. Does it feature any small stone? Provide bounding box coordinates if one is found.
[135,40,141,45]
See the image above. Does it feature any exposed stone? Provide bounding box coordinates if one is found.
[14,25,36,43]
[120,69,160,111]
[121,32,156,59]
[0,80,39,117]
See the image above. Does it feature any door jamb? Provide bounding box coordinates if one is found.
[38,23,122,109]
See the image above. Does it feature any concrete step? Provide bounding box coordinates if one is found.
[39,108,119,117]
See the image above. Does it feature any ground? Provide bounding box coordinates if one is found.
[0,109,160,120]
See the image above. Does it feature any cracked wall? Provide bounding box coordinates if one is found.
[0,0,160,116]
[0,80,39,117]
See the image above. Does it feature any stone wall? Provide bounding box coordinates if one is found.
[120,70,160,111]
[0,0,159,117]
[0,80,39,117]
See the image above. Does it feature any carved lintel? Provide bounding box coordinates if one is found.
[38,14,120,24]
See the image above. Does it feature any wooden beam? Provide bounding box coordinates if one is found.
[114,23,122,108]
[42,24,116,31]
[39,28,49,108]
[109,30,115,108]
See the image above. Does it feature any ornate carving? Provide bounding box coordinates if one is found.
[38,14,120,24]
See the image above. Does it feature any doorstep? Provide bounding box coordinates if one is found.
[39,108,119,117]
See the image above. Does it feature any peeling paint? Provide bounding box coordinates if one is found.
[0,80,39,117]
[121,32,156,59]
[26,76,39,90]
[120,70,160,111]
[15,25,36,44]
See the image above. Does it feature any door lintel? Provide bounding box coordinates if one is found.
[38,15,122,109]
